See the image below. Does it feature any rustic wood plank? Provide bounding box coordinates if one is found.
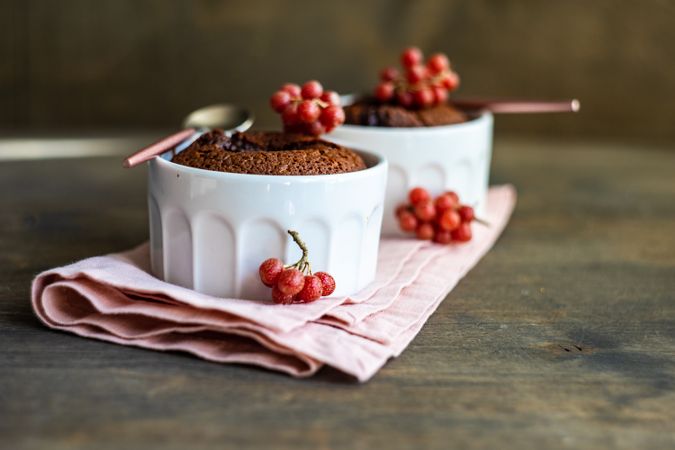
[0,137,674,449]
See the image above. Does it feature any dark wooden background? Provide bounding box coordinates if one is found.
[2,0,675,141]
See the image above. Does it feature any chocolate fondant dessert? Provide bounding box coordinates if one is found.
[172,130,366,175]
[344,99,468,127]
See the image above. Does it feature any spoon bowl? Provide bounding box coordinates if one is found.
[183,104,255,131]
[123,104,254,168]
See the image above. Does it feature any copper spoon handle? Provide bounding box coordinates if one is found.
[122,128,196,168]
[452,98,580,114]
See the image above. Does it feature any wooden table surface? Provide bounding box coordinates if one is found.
[1,137,674,450]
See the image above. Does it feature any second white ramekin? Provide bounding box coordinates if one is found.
[148,149,387,300]
[326,113,493,236]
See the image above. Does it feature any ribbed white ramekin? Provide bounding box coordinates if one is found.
[148,149,387,300]
[326,113,493,236]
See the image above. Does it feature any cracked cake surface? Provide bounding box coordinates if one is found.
[171,130,367,175]
[343,98,468,127]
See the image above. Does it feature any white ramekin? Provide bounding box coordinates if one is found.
[147,149,387,300]
[326,113,493,236]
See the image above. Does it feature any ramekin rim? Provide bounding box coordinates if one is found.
[152,147,387,182]
[333,111,493,135]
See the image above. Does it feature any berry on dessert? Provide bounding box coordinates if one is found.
[378,47,460,110]
[401,47,423,68]
[258,230,337,304]
[270,80,346,135]
[301,80,323,99]
[396,187,487,244]
[343,47,467,127]
[320,90,341,106]
[380,67,399,82]
[298,100,321,123]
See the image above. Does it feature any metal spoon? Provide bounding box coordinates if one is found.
[123,104,254,168]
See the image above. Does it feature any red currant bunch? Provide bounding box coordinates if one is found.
[269,81,346,136]
[258,230,336,304]
[396,187,485,244]
[374,46,460,109]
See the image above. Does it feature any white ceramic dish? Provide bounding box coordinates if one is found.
[326,112,493,236]
[148,149,387,300]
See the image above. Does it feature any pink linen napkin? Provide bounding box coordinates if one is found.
[32,185,516,381]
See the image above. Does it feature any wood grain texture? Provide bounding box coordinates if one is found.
[1,137,674,449]
[2,0,675,141]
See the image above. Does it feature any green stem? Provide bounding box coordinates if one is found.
[474,217,490,227]
[284,230,312,275]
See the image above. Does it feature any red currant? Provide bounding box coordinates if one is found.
[401,47,423,68]
[398,210,418,232]
[397,91,414,108]
[375,82,395,102]
[301,80,323,99]
[303,121,326,136]
[270,91,291,113]
[277,268,305,296]
[439,209,461,231]
[319,105,345,129]
[395,204,409,217]
[434,229,452,244]
[314,272,336,296]
[380,66,399,82]
[281,83,301,97]
[414,200,436,222]
[406,65,427,84]
[259,258,284,287]
[409,187,430,205]
[297,100,320,123]
[445,191,460,205]
[272,285,295,304]
[296,275,323,303]
[427,53,449,74]
[451,222,472,242]
[414,88,434,108]
[432,86,448,105]
[435,193,457,213]
[320,90,340,106]
[281,103,300,126]
[416,222,435,240]
[458,205,475,222]
[442,71,460,91]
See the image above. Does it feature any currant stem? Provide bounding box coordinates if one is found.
[467,203,490,227]
[292,97,328,109]
[285,230,313,275]
[474,217,490,227]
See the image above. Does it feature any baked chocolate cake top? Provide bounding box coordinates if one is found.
[171,130,367,176]
[344,98,468,127]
